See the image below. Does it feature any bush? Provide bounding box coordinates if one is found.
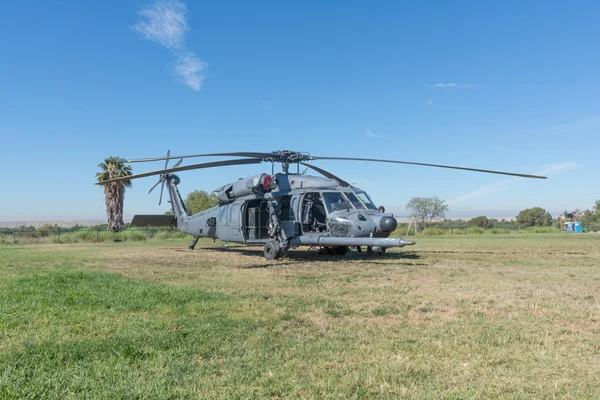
[589,222,600,233]
[525,226,553,234]
[423,227,444,236]
[153,230,189,240]
[466,227,485,234]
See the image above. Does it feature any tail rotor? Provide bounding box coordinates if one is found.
[148,150,183,205]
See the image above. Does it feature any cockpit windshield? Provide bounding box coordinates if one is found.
[323,192,353,213]
[344,192,367,210]
[355,191,378,210]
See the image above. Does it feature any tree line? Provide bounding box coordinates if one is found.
[406,196,600,231]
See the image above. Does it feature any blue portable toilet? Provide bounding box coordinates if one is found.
[574,221,582,233]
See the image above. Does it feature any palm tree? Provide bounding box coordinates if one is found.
[96,157,132,231]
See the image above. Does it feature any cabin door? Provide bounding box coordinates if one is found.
[228,202,242,239]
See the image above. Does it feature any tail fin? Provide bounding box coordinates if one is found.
[164,174,189,221]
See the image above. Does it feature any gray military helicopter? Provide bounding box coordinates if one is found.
[98,150,546,260]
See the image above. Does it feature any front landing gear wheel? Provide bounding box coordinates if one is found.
[366,246,387,256]
[333,246,348,256]
[263,240,281,260]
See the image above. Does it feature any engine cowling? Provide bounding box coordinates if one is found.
[214,173,274,202]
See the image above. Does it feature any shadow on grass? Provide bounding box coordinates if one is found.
[200,247,425,268]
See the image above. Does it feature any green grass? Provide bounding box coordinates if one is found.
[1,235,600,398]
[395,225,563,236]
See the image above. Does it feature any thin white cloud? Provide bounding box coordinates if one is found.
[430,83,471,88]
[132,0,188,50]
[174,53,207,91]
[448,179,512,205]
[365,130,387,139]
[552,117,600,132]
[449,161,579,205]
[537,162,579,175]
[132,0,207,91]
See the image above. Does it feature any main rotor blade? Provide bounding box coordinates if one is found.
[163,149,171,170]
[312,156,547,179]
[96,158,262,184]
[127,152,272,163]
[300,162,351,187]
[172,158,183,168]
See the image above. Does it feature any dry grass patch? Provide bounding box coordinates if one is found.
[2,234,600,398]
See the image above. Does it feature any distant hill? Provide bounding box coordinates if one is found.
[0,220,106,228]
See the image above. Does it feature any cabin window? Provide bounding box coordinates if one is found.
[218,206,228,225]
[323,192,353,213]
[229,204,240,225]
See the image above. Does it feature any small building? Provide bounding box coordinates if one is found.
[560,212,583,232]
[563,221,582,233]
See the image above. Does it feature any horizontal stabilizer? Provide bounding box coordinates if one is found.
[131,215,177,227]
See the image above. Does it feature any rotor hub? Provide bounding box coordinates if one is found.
[264,150,315,173]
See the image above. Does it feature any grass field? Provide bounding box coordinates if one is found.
[1,235,600,398]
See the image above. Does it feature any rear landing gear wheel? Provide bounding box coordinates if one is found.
[264,240,281,260]
[188,236,199,250]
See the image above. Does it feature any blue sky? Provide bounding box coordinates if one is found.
[1,0,598,221]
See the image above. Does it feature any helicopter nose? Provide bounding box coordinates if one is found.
[379,216,398,232]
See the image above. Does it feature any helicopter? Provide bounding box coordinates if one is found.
[97,150,546,260]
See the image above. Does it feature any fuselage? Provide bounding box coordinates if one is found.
[175,173,398,245]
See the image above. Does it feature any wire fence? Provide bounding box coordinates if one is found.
[1,224,595,245]
[398,225,568,237]
[0,228,191,245]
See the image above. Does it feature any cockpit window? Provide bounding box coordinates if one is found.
[323,192,353,213]
[344,192,366,210]
[355,191,378,210]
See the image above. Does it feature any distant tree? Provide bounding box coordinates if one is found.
[405,196,449,228]
[96,157,132,231]
[581,209,596,223]
[440,218,465,229]
[185,190,218,214]
[468,216,492,228]
[515,207,552,227]
[40,224,58,234]
[581,200,600,231]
